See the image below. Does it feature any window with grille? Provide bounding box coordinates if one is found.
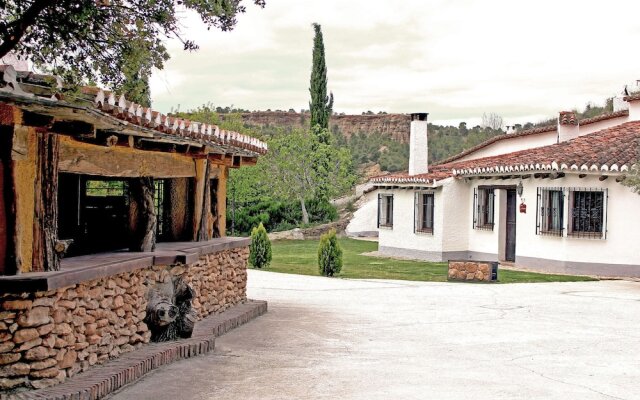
[568,188,607,238]
[377,194,394,228]
[414,192,434,234]
[473,187,494,230]
[536,188,564,236]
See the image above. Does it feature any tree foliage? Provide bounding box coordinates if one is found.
[249,222,272,269]
[309,22,333,133]
[263,126,355,224]
[317,229,342,277]
[0,0,265,90]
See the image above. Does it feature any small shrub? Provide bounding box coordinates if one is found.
[318,229,343,277]
[249,223,272,269]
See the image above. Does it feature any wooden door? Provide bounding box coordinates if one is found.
[505,189,517,262]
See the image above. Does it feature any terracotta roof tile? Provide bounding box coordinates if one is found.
[0,65,267,156]
[373,121,640,184]
[579,109,628,126]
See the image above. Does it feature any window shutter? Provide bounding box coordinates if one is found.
[413,192,418,233]
[603,188,609,239]
[473,188,477,229]
[428,194,435,231]
[535,187,541,235]
[390,195,394,227]
[377,193,381,229]
[488,189,495,227]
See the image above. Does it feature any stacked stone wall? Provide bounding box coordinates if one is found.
[0,247,248,392]
[447,261,497,282]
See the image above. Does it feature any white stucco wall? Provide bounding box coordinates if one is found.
[408,120,429,175]
[578,116,629,136]
[345,190,379,236]
[454,131,557,162]
[466,181,504,259]
[440,178,471,253]
[514,175,640,266]
[377,188,445,260]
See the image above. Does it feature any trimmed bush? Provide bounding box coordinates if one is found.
[318,229,343,277]
[249,223,272,269]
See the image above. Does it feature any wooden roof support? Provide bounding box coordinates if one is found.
[550,172,565,180]
[599,175,608,181]
[616,175,626,183]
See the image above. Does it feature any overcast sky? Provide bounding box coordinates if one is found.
[149,0,640,126]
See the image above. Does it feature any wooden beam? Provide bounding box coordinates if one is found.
[58,136,196,178]
[578,174,587,178]
[599,175,608,181]
[197,162,212,241]
[521,174,531,179]
[616,175,626,183]
[550,172,565,180]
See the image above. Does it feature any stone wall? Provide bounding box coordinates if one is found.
[447,261,497,282]
[0,247,248,392]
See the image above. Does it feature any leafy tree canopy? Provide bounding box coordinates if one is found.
[0,0,265,91]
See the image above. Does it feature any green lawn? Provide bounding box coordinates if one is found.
[266,238,597,284]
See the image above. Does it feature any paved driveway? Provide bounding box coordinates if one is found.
[111,271,640,400]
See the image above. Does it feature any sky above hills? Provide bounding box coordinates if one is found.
[149,0,640,126]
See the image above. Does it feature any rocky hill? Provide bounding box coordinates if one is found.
[235,111,411,143]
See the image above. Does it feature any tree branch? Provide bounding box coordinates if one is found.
[0,0,55,59]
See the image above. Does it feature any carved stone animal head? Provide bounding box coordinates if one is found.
[150,300,179,327]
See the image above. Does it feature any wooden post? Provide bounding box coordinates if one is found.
[192,159,210,241]
[32,131,60,271]
[129,177,156,252]
[217,166,228,237]
[197,162,211,241]
[0,125,17,275]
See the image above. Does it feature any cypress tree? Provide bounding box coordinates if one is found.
[309,23,334,137]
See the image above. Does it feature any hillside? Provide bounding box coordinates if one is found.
[232,111,412,142]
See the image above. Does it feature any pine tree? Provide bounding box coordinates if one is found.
[309,23,334,137]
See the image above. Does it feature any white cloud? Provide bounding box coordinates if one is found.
[151,0,640,125]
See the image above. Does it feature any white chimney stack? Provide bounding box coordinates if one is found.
[408,113,429,175]
[624,94,640,121]
[557,111,579,143]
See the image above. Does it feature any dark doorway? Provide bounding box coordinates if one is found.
[505,189,517,262]
[58,174,130,257]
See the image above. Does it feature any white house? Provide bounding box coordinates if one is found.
[369,94,640,278]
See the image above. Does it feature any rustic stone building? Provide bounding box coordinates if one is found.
[0,65,267,392]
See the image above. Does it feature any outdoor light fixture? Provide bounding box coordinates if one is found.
[516,180,524,197]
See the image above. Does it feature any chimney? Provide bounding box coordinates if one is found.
[557,111,579,143]
[624,93,640,121]
[408,113,429,175]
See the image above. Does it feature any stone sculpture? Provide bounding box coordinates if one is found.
[144,276,197,342]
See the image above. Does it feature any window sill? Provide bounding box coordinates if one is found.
[0,237,250,294]
[378,224,393,230]
[415,229,434,235]
[567,232,605,239]
[474,225,494,231]
[539,230,563,237]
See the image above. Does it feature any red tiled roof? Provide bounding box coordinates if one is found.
[623,93,640,102]
[373,121,640,184]
[434,124,557,165]
[451,121,640,176]
[0,65,267,156]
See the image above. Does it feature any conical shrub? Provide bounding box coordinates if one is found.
[318,229,343,277]
[249,223,272,269]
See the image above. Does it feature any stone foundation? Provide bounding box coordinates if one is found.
[447,260,498,282]
[0,247,248,392]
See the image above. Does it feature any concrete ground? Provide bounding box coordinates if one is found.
[111,271,640,400]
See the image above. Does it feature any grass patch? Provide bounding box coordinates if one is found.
[266,238,597,283]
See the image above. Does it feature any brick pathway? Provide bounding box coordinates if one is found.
[3,300,267,400]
